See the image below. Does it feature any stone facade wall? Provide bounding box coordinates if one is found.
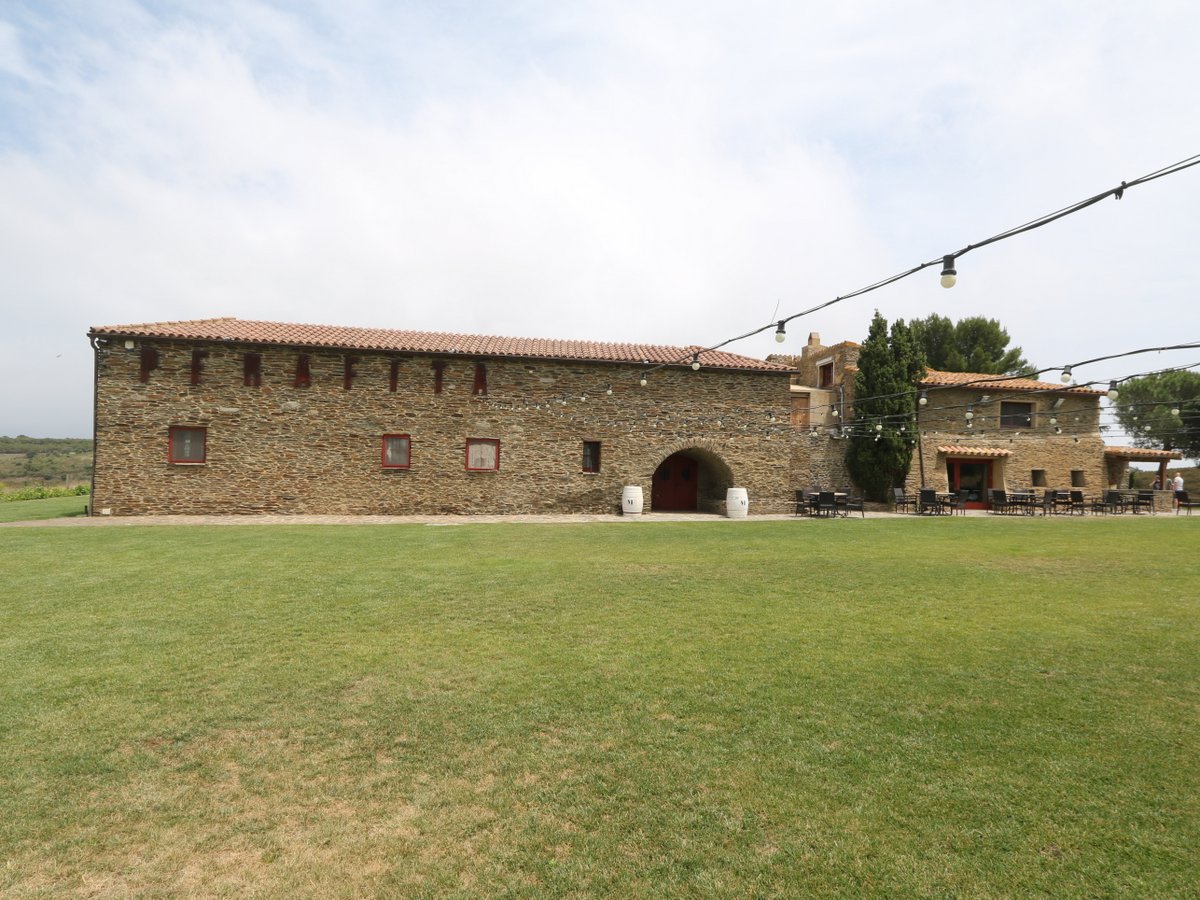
[91,339,807,516]
[905,386,1107,493]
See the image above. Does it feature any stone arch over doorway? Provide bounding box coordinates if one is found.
[649,442,736,513]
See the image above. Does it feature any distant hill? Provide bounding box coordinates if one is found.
[0,436,93,491]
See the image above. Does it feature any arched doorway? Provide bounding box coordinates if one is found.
[649,447,736,513]
[652,453,699,511]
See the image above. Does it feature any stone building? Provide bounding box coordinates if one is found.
[906,370,1107,507]
[87,318,1152,516]
[88,318,820,516]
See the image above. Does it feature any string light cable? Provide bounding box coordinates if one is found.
[630,153,1200,385]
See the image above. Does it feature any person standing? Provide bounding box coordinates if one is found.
[1173,472,1185,508]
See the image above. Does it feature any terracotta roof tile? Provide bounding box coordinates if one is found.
[935,445,1013,458]
[89,318,793,373]
[1103,446,1183,460]
[920,368,1104,395]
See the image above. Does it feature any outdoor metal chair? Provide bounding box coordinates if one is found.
[794,490,812,517]
[1131,490,1155,515]
[815,491,837,518]
[892,487,915,514]
[989,489,1012,515]
[1177,491,1198,515]
[840,494,865,518]
[1066,490,1087,515]
[944,489,968,516]
[1091,490,1126,515]
[918,488,943,515]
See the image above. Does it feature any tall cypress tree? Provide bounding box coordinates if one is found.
[845,311,924,500]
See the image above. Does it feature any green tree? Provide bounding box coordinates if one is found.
[1111,371,1200,461]
[846,312,925,500]
[911,314,1033,375]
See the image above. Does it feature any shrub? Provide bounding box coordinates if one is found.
[1,484,90,502]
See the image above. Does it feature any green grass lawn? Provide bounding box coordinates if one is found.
[0,495,89,523]
[1,520,1197,897]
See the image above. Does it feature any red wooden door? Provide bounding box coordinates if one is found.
[652,453,699,511]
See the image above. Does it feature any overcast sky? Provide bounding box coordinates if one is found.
[2,0,1198,439]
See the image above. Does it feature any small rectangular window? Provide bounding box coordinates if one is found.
[1000,401,1034,429]
[582,441,601,473]
[1031,469,1047,487]
[818,362,834,389]
[1071,470,1086,488]
[243,353,262,387]
[381,434,411,469]
[343,356,359,390]
[189,349,208,385]
[473,363,487,396]
[168,426,206,464]
[432,361,446,394]
[139,347,159,383]
[294,354,312,387]
[389,359,401,393]
[466,438,499,471]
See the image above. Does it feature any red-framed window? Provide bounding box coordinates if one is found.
[432,360,446,394]
[381,434,411,469]
[389,359,401,393]
[168,426,207,464]
[243,353,262,387]
[582,441,601,473]
[465,438,500,471]
[473,363,487,396]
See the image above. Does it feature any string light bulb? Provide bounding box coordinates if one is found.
[774,320,787,343]
[832,407,839,418]
[639,375,647,387]
[940,255,957,289]
[605,384,613,396]
[1049,416,1058,426]
[1061,366,1073,384]
[1106,381,1120,401]
[965,405,974,420]
[1171,407,1181,416]
[875,423,883,431]
[690,352,701,371]
[918,391,928,407]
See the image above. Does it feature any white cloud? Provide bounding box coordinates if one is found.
[2,1,1199,436]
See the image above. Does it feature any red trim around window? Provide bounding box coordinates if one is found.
[381,434,411,469]
[168,426,207,464]
[473,363,487,396]
[465,438,500,471]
